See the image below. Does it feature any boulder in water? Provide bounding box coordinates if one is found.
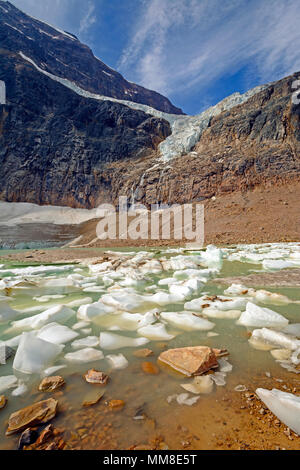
[6,398,58,435]
[158,346,223,377]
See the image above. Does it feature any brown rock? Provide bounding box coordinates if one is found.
[158,346,220,376]
[141,362,160,375]
[38,376,65,392]
[133,348,154,358]
[108,400,125,410]
[82,390,105,407]
[6,398,58,436]
[84,369,109,385]
[0,395,7,410]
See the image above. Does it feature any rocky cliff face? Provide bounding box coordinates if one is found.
[105,72,300,207]
[0,50,171,208]
[0,1,183,114]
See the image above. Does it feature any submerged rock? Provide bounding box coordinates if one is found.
[133,348,154,358]
[108,399,125,410]
[158,346,221,377]
[82,389,105,407]
[256,388,300,435]
[141,362,160,375]
[38,376,65,392]
[6,398,58,436]
[84,369,109,385]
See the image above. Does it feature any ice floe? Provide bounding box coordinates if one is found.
[37,322,79,344]
[64,348,104,363]
[256,388,300,435]
[13,332,63,374]
[237,302,289,329]
[137,323,175,341]
[11,305,75,330]
[160,311,215,331]
[106,353,129,369]
[99,332,149,350]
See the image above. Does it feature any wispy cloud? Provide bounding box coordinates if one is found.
[118,0,300,98]
[79,1,96,35]
[11,0,98,38]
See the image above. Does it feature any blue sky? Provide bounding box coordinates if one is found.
[11,0,300,115]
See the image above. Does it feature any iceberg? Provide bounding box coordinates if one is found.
[71,336,99,349]
[256,388,300,435]
[137,323,175,340]
[65,347,104,363]
[13,332,63,374]
[160,311,215,331]
[77,301,115,321]
[99,332,149,350]
[249,328,300,351]
[106,353,129,369]
[37,322,79,345]
[0,301,21,323]
[11,305,75,330]
[238,302,289,328]
[0,375,18,393]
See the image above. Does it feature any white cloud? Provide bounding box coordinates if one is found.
[119,0,300,98]
[79,1,96,34]
[11,0,97,38]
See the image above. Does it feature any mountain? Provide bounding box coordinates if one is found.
[0,1,183,114]
[0,0,299,222]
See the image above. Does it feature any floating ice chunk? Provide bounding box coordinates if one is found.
[237,302,288,328]
[33,295,66,302]
[207,331,219,337]
[255,290,291,305]
[13,332,63,374]
[169,284,194,300]
[0,301,21,323]
[158,277,179,286]
[270,349,291,361]
[184,295,246,312]
[72,321,91,330]
[218,358,233,373]
[256,388,300,435]
[81,328,92,335]
[37,323,79,345]
[3,334,22,349]
[0,375,18,393]
[65,348,104,363]
[174,268,215,280]
[224,284,254,296]
[291,348,300,365]
[67,297,93,308]
[262,260,294,270]
[176,393,200,406]
[113,311,157,331]
[83,286,105,293]
[106,353,128,369]
[71,336,99,349]
[11,382,28,397]
[77,301,115,321]
[148,291,185,306]
[211,371,226,386]
[137,323,174,341]
[89,262,113,273]
[202,308,241,319]
[43,365,67,377]
[139,259,163,274]
[283,324,300,338]
[101,292,147,312]
[250,328,300,351]
[161,256,199,271]
[181,375,214,394]
[11,305,75,331]
[160,311,215,331]
[99,332,149,350]
[182,278,204,293]
[200,245,223,269]
[0,265,75,277]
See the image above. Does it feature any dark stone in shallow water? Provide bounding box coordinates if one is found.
[18,428,39,450]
